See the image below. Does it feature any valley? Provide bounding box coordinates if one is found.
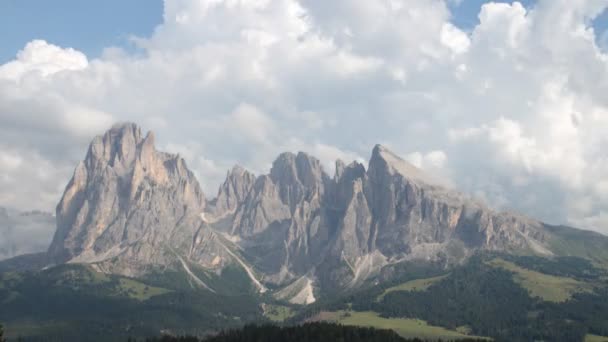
[3,253,608,341]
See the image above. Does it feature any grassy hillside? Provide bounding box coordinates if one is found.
[377,274,448,301]
[294,254,608,342]
[586,334,608,342]
[0,264,263,341]
[316,311,488,340]
[546,225,608,266]
[262,304,295,322]
[0,264,171,303]
[3,251,608,341]
[487,258,593,302]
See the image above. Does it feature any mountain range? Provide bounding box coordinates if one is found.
[2,123,608,341]
[1,122,594,303]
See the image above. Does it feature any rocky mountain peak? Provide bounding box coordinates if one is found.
[267,151,328,212]
[270,152,297,183]
[40,127,562,295]
[369,144,437,186]
[85,122,142,174]
[270,152,325,187]
[333,161,367,208]
[209,165,256,218]
[334,159,346,180]
[48,123,206,271]
[270,152,325,186]
[295,152,325,188]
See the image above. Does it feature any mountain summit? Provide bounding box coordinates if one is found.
[48,123,207,275]
[44,123,605,302]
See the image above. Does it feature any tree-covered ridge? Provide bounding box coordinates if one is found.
[0,265,264,341]
[496,253,606,280]
[141,323,486,342]
[2,253,608,341]
[367,256,607,341]
[289,254,608,342]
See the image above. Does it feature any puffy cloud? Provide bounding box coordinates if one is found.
[0,145,72,211]
[441,23,471,55]
[0,40,88,81]
[1,0,608,236]
[406,150,448,170]
[405,150,451,187]
[229,103,277,145]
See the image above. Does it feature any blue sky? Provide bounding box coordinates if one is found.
[1,0,606,63]
[448,0,534,28]
[0,0,163,63]
[2,0,608,234]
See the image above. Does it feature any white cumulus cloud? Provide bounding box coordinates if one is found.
[1,0,608,236]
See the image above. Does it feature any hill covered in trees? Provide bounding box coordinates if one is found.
[2,254,608,341]
[291,254,608,342]
[142,323,486,342]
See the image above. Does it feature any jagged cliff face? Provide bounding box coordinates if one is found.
[47,123,208,276]
[362,145,547,258]
[47,123,553,299]
[203,144,549,292]
[216,152,335,283]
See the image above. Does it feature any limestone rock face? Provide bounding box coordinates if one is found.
[204,144,549,291]
[362,145,546,260]
[45,124,554,295]
[222,152,334,283]
[208,166,255,219]
[47,123,207,276]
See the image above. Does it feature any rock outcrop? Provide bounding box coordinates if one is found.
[47,123,208,276]
[201,144,549,291]
[47,123,554,296]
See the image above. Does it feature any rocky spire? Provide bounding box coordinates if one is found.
[269,151,328,212]
[209,165,256,219]
[48,123,206,274]
[270,152,325,189]
[368,144,439,186]
[84,122,141,174]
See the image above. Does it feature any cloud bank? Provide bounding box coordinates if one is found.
[1,0,608,234]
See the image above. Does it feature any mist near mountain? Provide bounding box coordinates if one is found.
[0,207,54,261]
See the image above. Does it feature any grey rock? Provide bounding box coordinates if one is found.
[204,144,550,292]
[45,124,596,300]
[224,152,333,284]
[205,165,256,228]
[48,123,208,277]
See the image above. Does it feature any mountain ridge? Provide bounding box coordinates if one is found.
[5,122,608,303]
